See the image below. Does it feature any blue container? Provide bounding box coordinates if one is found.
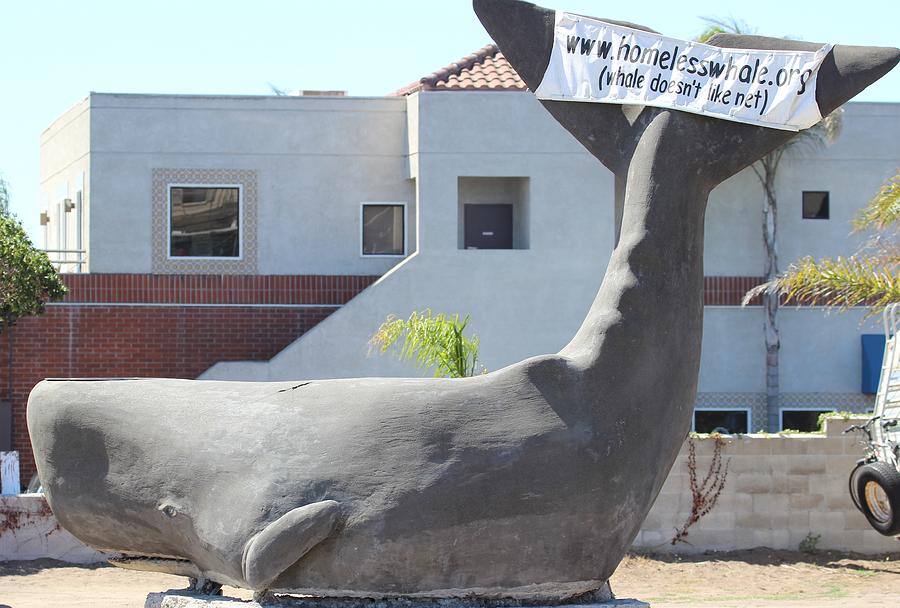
[861,334,887,394]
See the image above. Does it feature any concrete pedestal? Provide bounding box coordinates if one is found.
[145,593,650,608]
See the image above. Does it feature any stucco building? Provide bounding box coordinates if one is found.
[5,45,898,485]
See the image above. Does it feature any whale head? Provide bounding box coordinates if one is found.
[27,380,205,562]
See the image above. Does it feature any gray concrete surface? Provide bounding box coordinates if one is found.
[144,591,648,608]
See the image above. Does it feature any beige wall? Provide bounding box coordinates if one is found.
[39,96,90,272]
[636,417,900,554]
[44,93,416,276]
[703,103,899,276]
[39,92,900,422]
[203,91,617,381]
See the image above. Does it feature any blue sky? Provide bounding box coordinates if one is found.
[2,0,898,241]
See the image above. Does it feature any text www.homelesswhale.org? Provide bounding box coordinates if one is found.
[568,35,816,96]
[537,11,831,130]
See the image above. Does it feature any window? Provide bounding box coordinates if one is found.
[780,409,834,432]
[802,191,829,219]
[693,409,750,434]
[0,401,11,451]
[169,185,240,258]
[361,203,405,256]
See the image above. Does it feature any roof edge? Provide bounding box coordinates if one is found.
[391,44,505,96]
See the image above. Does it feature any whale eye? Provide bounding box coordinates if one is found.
[161,505,178,518]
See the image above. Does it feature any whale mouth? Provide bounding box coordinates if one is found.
[109,554,201,578]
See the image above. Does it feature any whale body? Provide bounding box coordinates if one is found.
[30,360,635,598]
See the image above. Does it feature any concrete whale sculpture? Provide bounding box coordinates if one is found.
[27,0,899,601]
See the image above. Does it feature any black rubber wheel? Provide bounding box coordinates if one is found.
[855,461,900,536]
[849,461,866,512]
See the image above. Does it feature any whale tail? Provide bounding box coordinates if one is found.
[473,0,900,182]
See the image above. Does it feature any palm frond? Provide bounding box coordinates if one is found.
[776,107,844,158]
[369,309,480,378]
[743,256,900,316]
[695,25,726,44]
[0,176,9,216]
[697,16,754,37]
[853,173,900,232]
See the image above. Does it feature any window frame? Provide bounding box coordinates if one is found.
[167,183,244,261]
[778,407,835,432]
[692,408,751,434]
[360,202,407,258]
[802,190,830,220]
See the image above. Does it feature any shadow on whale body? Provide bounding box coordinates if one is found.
[27,0,899,599]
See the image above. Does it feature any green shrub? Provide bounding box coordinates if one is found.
[370,309,480,378]
[799,532,821,553]
[817,410,864,431]
[0,214,67,330]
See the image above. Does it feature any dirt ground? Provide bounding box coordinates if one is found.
[613,549,900,607]
[1,549,899,607]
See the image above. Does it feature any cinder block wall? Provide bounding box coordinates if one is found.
[636,417,900,554]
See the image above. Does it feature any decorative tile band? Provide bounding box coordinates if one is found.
[695,392,875,432]
[695,392,875,410]
[779,392,875,409]
[152,168,259,274]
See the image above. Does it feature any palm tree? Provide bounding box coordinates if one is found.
[0,176,9,216]
[369,309,481,378]
[753,109,843,431]
[695,17,747,44]
[745,172,900,315]
[699,19,844,430]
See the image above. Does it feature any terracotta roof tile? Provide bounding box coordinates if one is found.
[391,44,526,96]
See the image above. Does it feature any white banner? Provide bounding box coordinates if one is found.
[535,12,832,131]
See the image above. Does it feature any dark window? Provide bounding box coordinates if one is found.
[802,191,830,219]
[694,410,749,434]
[170,186,240,258]
[362,204,405,256]
[781,409,833,432]
[464,204,513,249]
[0,401,12,451]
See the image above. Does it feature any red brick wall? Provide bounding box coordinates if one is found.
[704,276,764,306]
[0,273,379,487]
[60,273,379,305]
